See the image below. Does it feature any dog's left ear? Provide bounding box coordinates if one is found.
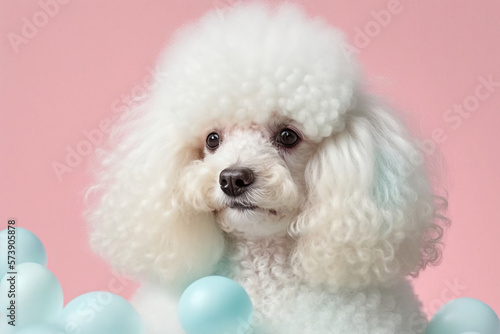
[291,96,445,290]
[86,100,225,293]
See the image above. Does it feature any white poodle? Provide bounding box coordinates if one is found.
[87,3,447,333]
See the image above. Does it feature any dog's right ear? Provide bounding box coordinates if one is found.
[290,95,446,291]
[86,98,225,292]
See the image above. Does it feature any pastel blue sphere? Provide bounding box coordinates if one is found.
[426,297,500,334]
[0,227,47,280]
[59,291,143,334]
[179,276,253,334]
[0,262,63,328]
[17,323,66,334]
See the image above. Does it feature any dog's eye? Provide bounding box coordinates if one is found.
[206,132,220,150]
[276,128,300,148]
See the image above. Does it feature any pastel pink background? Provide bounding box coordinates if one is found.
[1,0,499,318]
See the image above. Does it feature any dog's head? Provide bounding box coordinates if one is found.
[87,3,446,292]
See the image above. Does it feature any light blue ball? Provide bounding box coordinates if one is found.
[0,227,47,280]
[426,297,500,334]
[17,323,67,334]
[179,276,253,334]
[59,291,143,334]
[0,262,63,328]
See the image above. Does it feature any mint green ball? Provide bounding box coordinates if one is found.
[0,227,47,280]
[0,262,63,328]
[426,297,500,334]
[18,323,66,334]
[60,292,143,334]
[179,276,253,334]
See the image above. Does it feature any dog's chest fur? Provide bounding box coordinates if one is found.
[217,236,296,317]
[215,235,426,334]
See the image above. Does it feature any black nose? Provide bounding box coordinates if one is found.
[219,167,255,197]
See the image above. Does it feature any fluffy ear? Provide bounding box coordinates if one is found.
[86,98,225,292]
[291,96,446,290]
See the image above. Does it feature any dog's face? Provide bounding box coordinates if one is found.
[179,117,317,238]
[88,3,446,290]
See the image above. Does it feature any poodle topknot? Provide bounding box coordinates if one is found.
[87,2,447,333]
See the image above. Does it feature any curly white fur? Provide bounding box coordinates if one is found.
[86,2,447,333]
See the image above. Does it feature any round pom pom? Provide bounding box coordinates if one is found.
[0,227,47,280]
[59,292,142,334]
[426,297,500,334]
[179,276,253,334]
[0,262,63,328]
